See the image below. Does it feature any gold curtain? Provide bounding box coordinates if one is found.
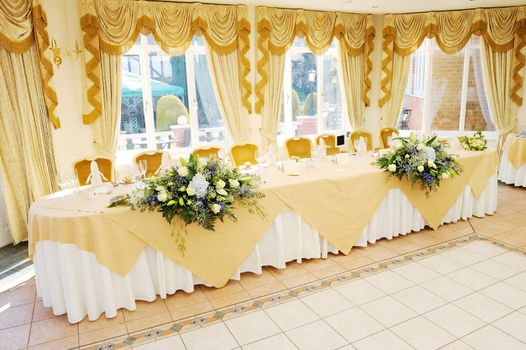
[339,47,365,129]
[380,6,526,107]
[380,52,410,128]
[0,45,58,244]
[80,0,252,127]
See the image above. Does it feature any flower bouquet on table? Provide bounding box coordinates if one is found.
[375,133,463,196]
[458,131,488,151]
[109,154,266,254]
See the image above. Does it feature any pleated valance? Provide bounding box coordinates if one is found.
[380,6,526,107]
[255,6,375,113]
[0,0,60,128]
[80,0,252,124]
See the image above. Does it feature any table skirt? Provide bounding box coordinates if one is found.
[34,175,497,323]
[498,153,526,187]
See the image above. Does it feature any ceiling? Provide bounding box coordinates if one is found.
[175,0,526,14]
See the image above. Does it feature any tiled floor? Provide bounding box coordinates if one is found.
[1,184,525,350]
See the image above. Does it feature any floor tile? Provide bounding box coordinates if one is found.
[301,288,353,317]
[242,333,296,350]
[420,276,474,302]
[480,282,526,309]
[79,323,127,346]
[0,323,31,350]
[225,310,281,345]
[493,311,526,343]
[424,304,485,337]
[28,316,78,347]
[181,322,238,350]
[440,248,486,266]
[360,296,417,327]
[418,254,464,274]
[333,280,385,305]
[454,293,512,323]
[393,285,447,314]
[439,340,474,350]
[491,251,526,270]
[392,262,440,283]
[28,335,79,350]
[391,316,455,350]
[133,334,185,350]
[470,259,520,280]
[461,241,508,258]
[265,300,319,331]
[364,271,413,294]
[125,311,172,333]
[325,308,384,343]
[0,303,33,330]
[505,271,526,292]
[463,325,526,350]
[286,319,347,350]
[352,329,412,350]
[447,267,497,290]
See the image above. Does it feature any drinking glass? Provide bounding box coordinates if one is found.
[57,173,69,192]
[138,160,147,179]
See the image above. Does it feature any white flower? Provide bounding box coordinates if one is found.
[229,179,240,188]
[388,164,397,172]
[215,179,226,189]
[442,173,449,179]
[186,187,196,196]
[212,203,221,214]
[417,165,424,172]
[157,191,168,202]
[417,143,424,151]
[424,146,436,161]
[217,188,228,196]
[188,173,209,198]
[405,154,410,159]
[177,166,189,177]
[475,133,481,138]
[427,159,436,168]
[155,185,165,192]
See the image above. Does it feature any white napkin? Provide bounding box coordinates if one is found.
[387,135,392,147]
[87,160,106,186]
[335,153,351,164]
[283,160,300,174]
[357,137,367,156]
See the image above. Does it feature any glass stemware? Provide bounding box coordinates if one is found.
[138,160,147,180]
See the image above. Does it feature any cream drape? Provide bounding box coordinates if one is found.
[480,40,518,154]
[0,45,58,244]
[380,52,410,128]
[339,46,365,129]
[92,52,121,156]
[260,55,286,150]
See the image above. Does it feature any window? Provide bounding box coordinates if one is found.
[278,39,346,143]
[399,37,495,134]
[118,35,225,154]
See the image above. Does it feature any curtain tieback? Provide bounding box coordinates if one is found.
[498,122,518,136]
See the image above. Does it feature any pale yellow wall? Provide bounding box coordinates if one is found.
[42,1,526,175]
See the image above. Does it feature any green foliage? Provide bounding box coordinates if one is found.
[303,92,318,116]
[156,95,189,131]
[291,89,301,120]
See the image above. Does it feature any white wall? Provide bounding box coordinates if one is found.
[42,2,526,172]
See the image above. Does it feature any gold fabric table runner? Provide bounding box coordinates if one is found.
[29,150,497,287]
[504,135,526,169]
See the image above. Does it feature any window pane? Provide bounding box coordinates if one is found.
[400,44,426,130]
[465,37,495,131]
[194,53,225,144]
[292,51,317,135]
[321,53,343,132]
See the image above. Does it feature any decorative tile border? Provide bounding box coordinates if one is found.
[79,232,508,350]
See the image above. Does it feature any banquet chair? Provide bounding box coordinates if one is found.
[316,134,341,155]
[134,151,167,177]
[230,143,259,166]
[350,131,373,152]
[379,127,399,148]
[193,146,221,159]
[285,137,312,159]
[73,157,114,186]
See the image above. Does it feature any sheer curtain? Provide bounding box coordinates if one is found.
[0,172,11,247]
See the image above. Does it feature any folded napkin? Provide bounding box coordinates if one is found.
[87,160,107,186]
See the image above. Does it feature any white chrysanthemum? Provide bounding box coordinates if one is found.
[188,173,209,198]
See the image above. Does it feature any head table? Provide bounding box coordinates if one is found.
[29,150,497,323]
[499,134,526,187]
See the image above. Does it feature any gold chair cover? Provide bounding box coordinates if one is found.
[230,143,258,166]
[285,137,312,159]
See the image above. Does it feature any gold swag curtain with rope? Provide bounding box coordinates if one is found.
[255,7,374,148]
[379,6,526,136]
[79,0,252,148]
[0,0,59,243]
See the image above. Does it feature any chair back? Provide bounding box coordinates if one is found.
[285,137,312,159]
[192,146,221,159]
[316,134,340,155]
[350,131,373,152]
[379,127,399,148]
[73,157,113,186]
[230,144,258,166]
[134,151,167,177]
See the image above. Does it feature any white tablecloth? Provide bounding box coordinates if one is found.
[498,135,526,187]
[34,175,497,323]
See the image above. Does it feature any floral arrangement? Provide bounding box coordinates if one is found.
[458,131,487,151]
[376,134,462,196]
[109,154,266,253]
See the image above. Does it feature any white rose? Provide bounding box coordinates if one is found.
[157,191,168,202]
[417,143,424,151]
[475,133,481,138]
[216,188,228,196]
[177,166,189,177]
[388,164,397,172]
[442,173,449,179]
[186,187,196,196]
[417,165,424,172]
[427,159,436,168]
[215,179,226,189]
[229,179,240,188]
[212,203,221,214]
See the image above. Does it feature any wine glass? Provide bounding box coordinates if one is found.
[138,160,147,180]
[57,172,69,192]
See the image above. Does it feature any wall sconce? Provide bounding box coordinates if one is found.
[49,38,82,68]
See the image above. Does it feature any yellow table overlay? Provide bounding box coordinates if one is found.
[506,136,526,169]
[29,150,497,288]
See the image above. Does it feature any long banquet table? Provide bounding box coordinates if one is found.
[29,150,498,323]
[499,134,526,187]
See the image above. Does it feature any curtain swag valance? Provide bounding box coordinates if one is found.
[80,0,252,124]
[0,0,60,128]
[380,6,526,107]
[255,6,375,113]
